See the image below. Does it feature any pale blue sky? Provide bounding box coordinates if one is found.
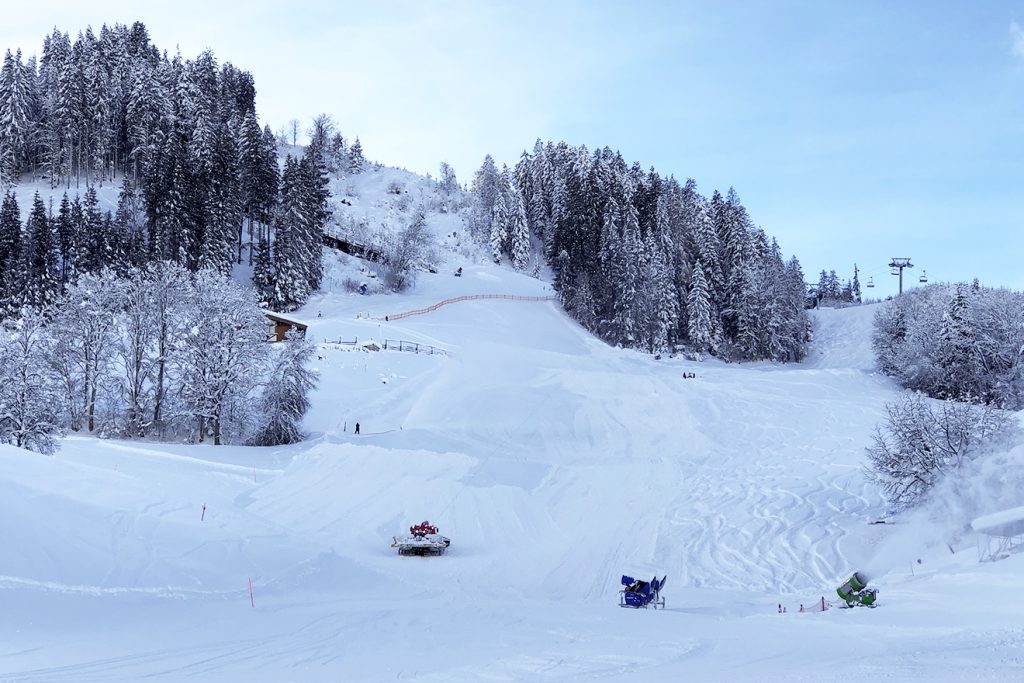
[4,1,1023,297]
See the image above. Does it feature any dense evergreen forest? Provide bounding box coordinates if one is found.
[0,22,329,313]
[472,142,811,361]
[1,22,811,367]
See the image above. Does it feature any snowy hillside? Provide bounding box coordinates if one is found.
[2,261,1022,681]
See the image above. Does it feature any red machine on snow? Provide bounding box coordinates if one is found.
[391,520,451,556]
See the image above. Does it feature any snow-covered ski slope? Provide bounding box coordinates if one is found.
[2,266,1023,681]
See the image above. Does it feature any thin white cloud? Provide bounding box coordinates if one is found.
[1011,19,1024,59]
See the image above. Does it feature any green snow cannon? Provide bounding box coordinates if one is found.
[836,572,877,607]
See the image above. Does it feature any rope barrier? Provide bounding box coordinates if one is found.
[384,294,558,322]
[785,596,834,613]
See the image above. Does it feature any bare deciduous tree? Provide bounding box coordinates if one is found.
[866,392,1016,510]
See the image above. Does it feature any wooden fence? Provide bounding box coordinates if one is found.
[383,339,447,355]
[384,294,557,322]
[322,338,447,355]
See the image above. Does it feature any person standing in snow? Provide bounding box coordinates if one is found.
[355,422,360,435]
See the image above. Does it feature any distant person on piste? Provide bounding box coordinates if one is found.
[354,422,360,435]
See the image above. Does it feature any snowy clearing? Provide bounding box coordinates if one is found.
[1,265,1022,682]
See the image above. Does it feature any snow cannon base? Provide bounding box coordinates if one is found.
[619,574,667,609]
[836,572,877,607]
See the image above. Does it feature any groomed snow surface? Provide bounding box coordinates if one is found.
[2,266,1023,682]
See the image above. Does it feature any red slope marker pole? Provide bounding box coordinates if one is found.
[249,577,254,608]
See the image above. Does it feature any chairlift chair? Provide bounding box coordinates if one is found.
[866,276,875,288]
[919,271,928,283]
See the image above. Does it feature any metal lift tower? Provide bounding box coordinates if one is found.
[889,258,913,295]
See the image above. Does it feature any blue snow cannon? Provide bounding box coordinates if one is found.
[620,575,667,609]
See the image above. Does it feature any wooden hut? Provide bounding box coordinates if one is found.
[264,311,309,343]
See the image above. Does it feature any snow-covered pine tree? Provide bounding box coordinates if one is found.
[238,110,265,262]
[115,177,146,270]
[39,30,73,187]
[717,188,753,340]
[270,149,327,310]
[78,186,106,274]
[644,237,679,353]
[200,122,239,275]
[252,237,273,302]
[781,256,810,361]
[0,192,22,315]
[0,49,33,184]
[22,192,60,310]
[438,161,460,197]
[471,154,500,239]
[565,271,598,332]
[934,283,978,401]
[348,137,364,173]
[734,261,774,360]
[507,185,530,270]
[55,193,75,284]
[687,261,713,352]
[826,269,841,300]
[489,189,508,264]
[607,199,641,346]
[690,193,723,313]
[298,144,329,293]
[248,333,318,446]
[327,132,347,174]
[271,156,304,310]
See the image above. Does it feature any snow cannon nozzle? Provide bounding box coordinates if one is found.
[836,571,878,608]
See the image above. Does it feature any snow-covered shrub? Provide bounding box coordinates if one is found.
[387,180,404,195]
[872,282,1024,408]
[866,392,1017,511]
[177,269,269,445]
[48,269,124,433]
[0,311,63,454]
[379,214,433,293]
[40,265,273,445]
